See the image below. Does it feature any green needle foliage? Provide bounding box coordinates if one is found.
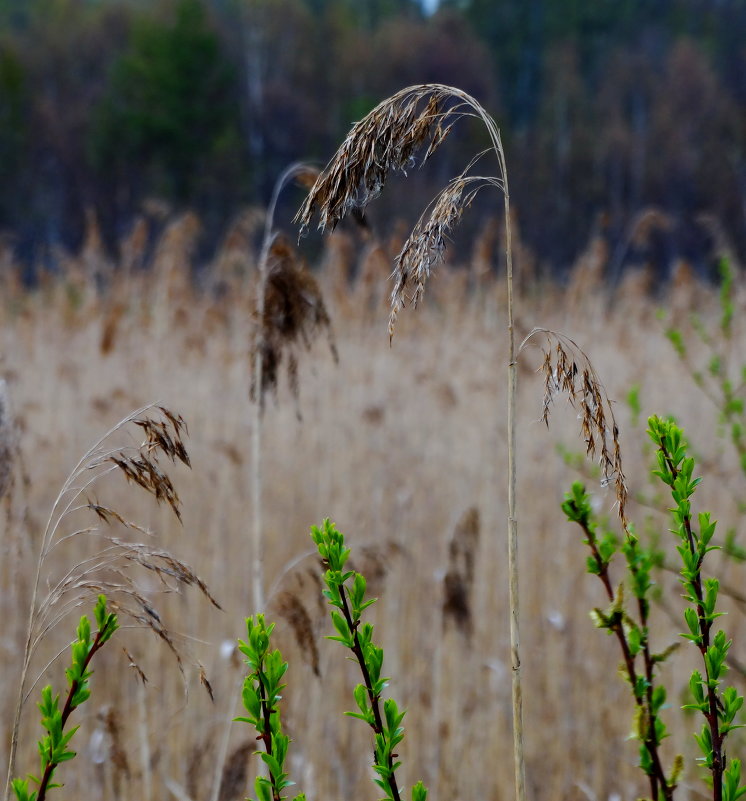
[311,519,427,801]
[12,596,118,801]
[563,417,745,801]
[235,615,304,801]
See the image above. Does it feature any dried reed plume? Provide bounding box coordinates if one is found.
[348,540,408,597]
[390,163,501,334]
[296,83,524,801]
[250,162,329,612]
[250,235,337,412]
[0,379,15,502]
[273,590,320,676]
[442,506,480,639]
[295,84,508,338]
[5,405,219,801]
[522,328,629,528]
[100,301,126,356]
[218,741,253,801]
[608,206,673,288]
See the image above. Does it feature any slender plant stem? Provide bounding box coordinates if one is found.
[252,237,269,615]
[576,518,671,801]
[336,582,402,801]
[208,673,243,801]
[658,439,724,800]
[211,163,315,801]
[138,676,152,801]
[256,672,284,801]
[35,625,112,801]
[296,85,525,801]
[251,162,312,614]
[502,145,525,801]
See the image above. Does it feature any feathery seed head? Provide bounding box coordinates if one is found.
[524,329,629,528]
[251,235,337,412]
[295,84,507,338]
[296,90,445,237]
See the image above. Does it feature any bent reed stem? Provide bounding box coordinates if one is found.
[504,167,525,801]
[252,161,317,614]
[296,84,525,801]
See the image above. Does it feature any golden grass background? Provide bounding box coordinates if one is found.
[0,213,745,801]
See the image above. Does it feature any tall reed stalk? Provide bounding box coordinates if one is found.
[209,162,303,801]
[211,161,325,801]
[297,83,525,801]
[251,164,303,614]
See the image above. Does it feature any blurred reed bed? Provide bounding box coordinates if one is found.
[0,206,744,801]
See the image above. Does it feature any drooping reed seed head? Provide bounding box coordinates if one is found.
[442,506,480,639]
[251,235,337,413]
[525,329,629,528]
[295,84,506,338]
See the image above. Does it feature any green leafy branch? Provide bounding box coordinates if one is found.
[562,484,681,801]
[311,519,427,801]
[564,416,746,801]
[235,615,304,801]
[12,595,118,801]
[648,416,745,801]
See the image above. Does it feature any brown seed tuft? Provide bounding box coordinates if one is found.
[109,454,183,521]
[349,541,408,596]
[293,165,322,190]
[296,89,447,236]
[218,741,253,801]
[295,84,507,339]
[389,167,498,337]
[251,235,337,413]
[198,662,215,702]
[106,406,191,520]
[122,647,148,684]
[99,705,131,783]
[442,507,480,639]
[134,407,191,466]
[112,596,186,675]
[362,404,386,425]
[100,302,126,356]
[523,328,629,528]
[273,590,320,677]
[186,739,209,801]
[113,539,223,610]
[87,501,127,527]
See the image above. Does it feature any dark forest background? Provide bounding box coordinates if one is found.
[0,0,744,280]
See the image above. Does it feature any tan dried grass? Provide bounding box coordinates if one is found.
[4,405,218,800]
[1,212,741,801]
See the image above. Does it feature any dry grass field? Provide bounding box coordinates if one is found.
[0,212,745,801]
